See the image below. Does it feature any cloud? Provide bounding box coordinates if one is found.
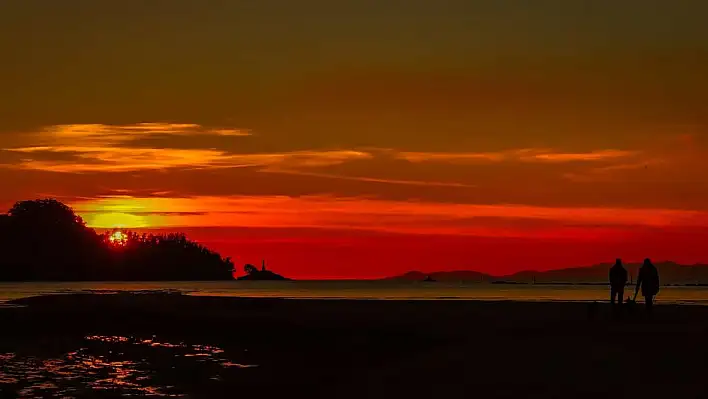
[562,159,666,182]
[0,123,650,177]
[34,123,251,146]
[253,150,372,170]
[6,146,371,173]
[395,149,639,164]
[2,123,371,173]
[525,149,638,162]
[395,151,508,163]
[264,169,476,188]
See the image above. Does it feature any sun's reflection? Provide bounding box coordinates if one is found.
[0,335,257,397]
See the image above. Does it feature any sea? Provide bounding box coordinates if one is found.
[2,281,708,305]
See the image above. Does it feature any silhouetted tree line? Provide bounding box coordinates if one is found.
[0,199,234,281]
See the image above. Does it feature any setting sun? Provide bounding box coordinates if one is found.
[109,231,127,245]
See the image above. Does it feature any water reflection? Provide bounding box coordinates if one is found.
[0,335,257,398]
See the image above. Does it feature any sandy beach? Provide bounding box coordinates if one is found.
[1,293,707,398]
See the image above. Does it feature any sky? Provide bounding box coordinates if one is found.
[1,1,707,278]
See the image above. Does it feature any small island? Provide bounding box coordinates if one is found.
[236,260,290,281]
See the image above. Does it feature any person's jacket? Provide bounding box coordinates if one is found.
[636,265,660,296]
[609,264,628,288]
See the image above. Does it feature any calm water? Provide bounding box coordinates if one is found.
[2,281,708,305]
[1,335,256,398]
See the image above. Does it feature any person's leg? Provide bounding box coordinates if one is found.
[644,295,653,312]
[611,288,617,305]
[618,289,624,306]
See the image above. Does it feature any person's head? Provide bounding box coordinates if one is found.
[643,258,653,267]
[615,258,622,266]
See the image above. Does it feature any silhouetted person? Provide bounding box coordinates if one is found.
[609,258,628,307]
[634,258,660,312]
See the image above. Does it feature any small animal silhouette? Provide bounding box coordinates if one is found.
[625,297,637,315]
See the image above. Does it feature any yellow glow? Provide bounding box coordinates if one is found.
[74,197,175,229]
[85,212,150,228]
[70,195,708,237]
[109,231,127,245]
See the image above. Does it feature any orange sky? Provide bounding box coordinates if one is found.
[1,2,707,278]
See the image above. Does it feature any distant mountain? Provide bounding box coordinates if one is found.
[508,262,708,284]
[386,262,708,284]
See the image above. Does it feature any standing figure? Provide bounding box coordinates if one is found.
[609,258,628,307]
[634,258,660,312]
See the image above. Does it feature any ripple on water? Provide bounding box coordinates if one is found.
[0,335,257,398]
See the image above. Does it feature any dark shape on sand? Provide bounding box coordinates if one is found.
[423,275,436,282]
[0,199,234,281]
[625,296,637,315]
[237,260,290,281]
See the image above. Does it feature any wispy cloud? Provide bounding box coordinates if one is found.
[2,123,371,173]
[396,151,507,163]
[525,149,637,162]
[7,146,371,173]
[264,169,476,188]
[562,159,666,182]
[34,123,251,146]
[8,146,236,172]
[396,149,639,164]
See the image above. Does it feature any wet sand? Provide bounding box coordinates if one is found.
[1,293,707,398]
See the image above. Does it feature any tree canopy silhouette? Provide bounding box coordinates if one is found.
[244,264,259,275]
[8,199,86,227]
[0,199,234,281]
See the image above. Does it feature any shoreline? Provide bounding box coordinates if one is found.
[2,282,708,306]
[5,293,708,306]
[7,289,708,307]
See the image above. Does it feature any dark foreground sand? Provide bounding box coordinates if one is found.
[1,293,707,398]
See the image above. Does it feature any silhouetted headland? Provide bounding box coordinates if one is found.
[236,260,290,281]
[0,199,234,281]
